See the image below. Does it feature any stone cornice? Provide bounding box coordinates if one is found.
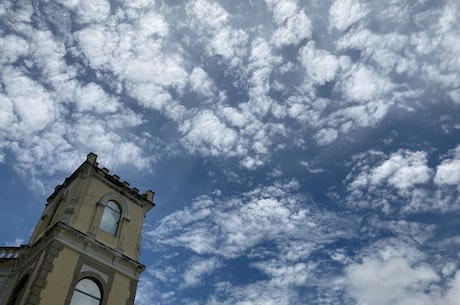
[14,221,145,280]
[54,222,145,279]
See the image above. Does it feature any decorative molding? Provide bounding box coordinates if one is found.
[24,241,64,305]
[54,222,144,279]
[64,256,115,305]
[81,264,109,283]
[98,193,130,221]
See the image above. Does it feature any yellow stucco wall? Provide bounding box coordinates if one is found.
[107,273,132,305]
[71,176,145,259]
[70,175,95,233]
[37,244,134,305]
[28,165,148,261]
[39,246,79,305]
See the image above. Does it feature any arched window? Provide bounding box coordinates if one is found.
[7,274,29,305]
[99,201,121,235]
[69,278,102,305]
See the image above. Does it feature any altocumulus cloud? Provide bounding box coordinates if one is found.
[1,0,459,176]
[144,181,357,304]
[1,0,460,304]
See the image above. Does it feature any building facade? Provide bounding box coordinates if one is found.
[0,153,155,305]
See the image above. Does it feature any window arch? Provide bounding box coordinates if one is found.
[7,274,29,305]
[69,278,102,305]
[99,201,121,235]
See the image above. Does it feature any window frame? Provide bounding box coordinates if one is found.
[96,192,130,237]
[69,277,102,305]
[65,258,113,305]
[99,200,121,236]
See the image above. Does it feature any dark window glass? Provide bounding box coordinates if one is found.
[7,274,29,305]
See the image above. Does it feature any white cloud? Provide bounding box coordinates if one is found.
[0,95,15,130]
[269,1,312,47]
[183,257,221,287]
[75,0,110,24]
[1,1,33,24]
[209,27,248,65]
[209,280,296,305]
[4,124,82,184]
[344,145,460,214]
[375,219,436,246]
[445,272,460,304]
[335,101,391,129]
[219,106,248,128]
[299,41,339,85]
[299,161,325,174]
[285,95,328,126]
[179,110,239,157]
[121,0,154,10]
[272,7,312,46]
[69,115,148,164]
[240,155,265,170]
[73,10,189,126]
[136,276,173,305]
[6,237,26,247]
[437,2,460,73]
[0,35,29,65]
[73,82,120,113]
[74,24,117,69]
[450,89,460,104]
[345,256,440,305]
[350,150,431,190]
[337,29,410,73]
[264,0,297,24]
[1,67,57,133]
[344,240,460,305]
[29,29,75,84]
[435,159,460,186]
[186,0,248,67]
[244,38,281,120]
[329,0,368,31]
[342,64,395,102]
[407,2,460,90]
[190,67,216,98]
[434,145,460,186]
[146,180,356,300]
[187,0,229,29]
[314,128,338,146]
[251,260,312,286]
[124,55,187,88]
[0,0,456,192]
[370,151,432,190]
[139,10,169,37]
[53,0,79,9]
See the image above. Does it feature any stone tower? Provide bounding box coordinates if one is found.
[0,153,155,305]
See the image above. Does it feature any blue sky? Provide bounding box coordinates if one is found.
[1,0,460,304]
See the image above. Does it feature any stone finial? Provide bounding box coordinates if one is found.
[144,190,155,202]
[87,152,98,164]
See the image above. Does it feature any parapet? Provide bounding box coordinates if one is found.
[49,153,155,211]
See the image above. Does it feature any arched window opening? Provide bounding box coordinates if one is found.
[99,201,121,235]
[69,278,102,305]
[7,274,29,305]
